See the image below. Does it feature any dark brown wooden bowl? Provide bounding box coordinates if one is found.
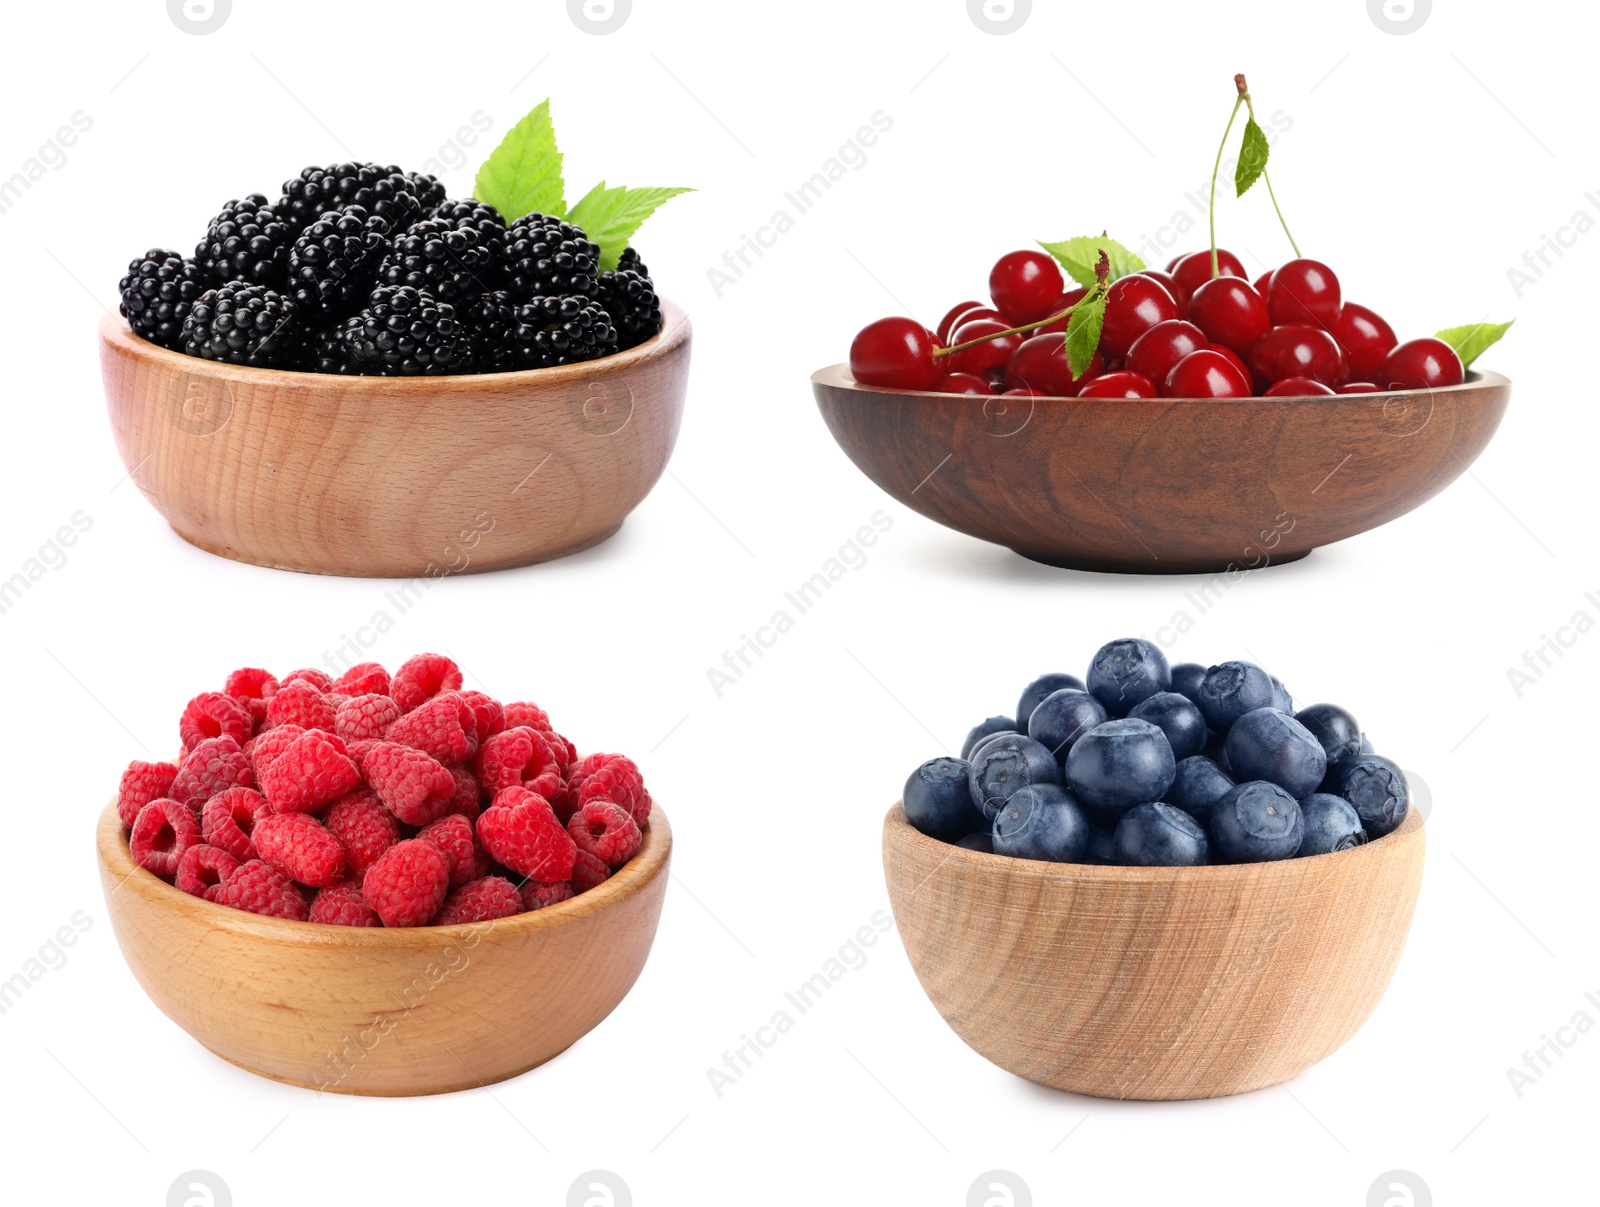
[813,365,1510,574]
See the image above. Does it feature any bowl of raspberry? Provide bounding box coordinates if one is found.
[96,653,671,1096]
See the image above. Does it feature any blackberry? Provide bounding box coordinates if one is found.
[618,246,649,277]
[376,218,500,309]
[182,281,300,368]
[433,198,507,241]
[505,212,600,300]
[278,163,425,232]
[596,264,661,349]
[118,249,206,349]
[505,295,617,369]
[286,204,392,315]
[303,325,358,375]
[464,290,522,373]
[404,171,448,213]
[195,194,294,288]
[340,285,468,375]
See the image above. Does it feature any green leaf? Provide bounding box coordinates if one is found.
[1235,117,1270,197]
[1435,319,1514,369]
[1038,235,1145,288]
[568,182,694,271]
[474,99,567,222]
[1064,292,1107,380]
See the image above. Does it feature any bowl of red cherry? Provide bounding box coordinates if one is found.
[812,76,1512,574]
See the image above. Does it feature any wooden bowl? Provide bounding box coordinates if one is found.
[882,803,1424,1100]
[813,364,1509,573]
[101,301,691,577]
[96,801,671,1096]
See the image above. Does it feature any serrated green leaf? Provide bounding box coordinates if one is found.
[1065,293,1107,380]
[1235,118,1270,197]
[474,100,567,222]
[1038,236,1145,288]
[1435,319,1514,369]
[568,182,694,271]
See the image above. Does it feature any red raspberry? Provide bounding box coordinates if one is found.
[520,879,574,911]
[568,799,642,867]
[335,693,401,742]
[254,812,346,887]
[546,731,577,776]
[446,766,482,822]
[332,661,390,696]
[391,653,462,713]
[282,667,334,692]
[476,726,562,799]
[169,736,253,809]
[266,680,336,732]
[176,844,239,900]
[434,876,522,925]
[224,667,279,724]
[244,723,305,779]
[201,786,269,861]
[363,839,450,927]
[387,691,477,763]
[570,848,611,893]
[258,729,361,814]
[570,753,651,826]
[364,741,455,825]
[116,759,179,827]
[218,859,309,921]
[323,790,400,875]
[477,787,576,883]
[502,701,550,732]
[459,691,505,740]
[344,738,379,773]
[179,691,253,754]
[308,879,381,926]
[417,814,476,887]
[129,799,202,878]
[324,692,352,714]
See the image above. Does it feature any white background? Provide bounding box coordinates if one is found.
[0,0,1593,1203]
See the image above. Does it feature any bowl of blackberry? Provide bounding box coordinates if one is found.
[815,74,1512,573]
[102,101,693,578]
[884,636,1425,1100]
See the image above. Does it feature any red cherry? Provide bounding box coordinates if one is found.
[1033,287,1089,335]
[1266,258,1342,329]
[1100,275,1179,359]
[1377,338,1465,390]
[1005,333,1101,396]
[1253,268,1275,297]
[1337,381,1382,394]
[1170,248,1247,299]
[1163,349,1253,398]
[1127,319,1208,386]
[946,318,1023,376]
[989,250,1066,326]
[1187,277,1270,353]
[1078,370,1158,399]
[850,317,943,389]
[935,300,985,346]
[1003,387,1045,396]
[1263,376,1337,397]
[1210,342,1251,386]
[1136,268,1190,313]
[1247,324,1346,388]
[1331,302,1398,381]
[936,372,992,395]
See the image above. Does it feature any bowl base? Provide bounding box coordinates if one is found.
[202,1041,577,1097]
[1011,546,1311,575]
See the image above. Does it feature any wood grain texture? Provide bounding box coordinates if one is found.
[882,803,1424,1100]
[814,364,1510,573]
[100,301,691,578]
[97,801,671,1096]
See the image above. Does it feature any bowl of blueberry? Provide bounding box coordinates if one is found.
[884,637,1425,1100]
[101,102,693,578]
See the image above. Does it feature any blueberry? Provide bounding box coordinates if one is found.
[1195,661,1276,732]
[1114,803,1211,867]
[955,831,994,854]
[961,716,1017,760]
[1223,707,1327,799]
[1086,638,1171,716]
[1083,825,1117,865]
[967,733,1061,820]
[1210,781,1304,862]
[1016,673,1086,730]
[1167,756,1235,824]
[1202,728,1231,771]
[902,756,984,842]
[1295,703,1362,768]
[1270,675,1294,713]
[1360,733,1374,755]
[1026,688,1109,762]
[1128,691,1208,760]
[992,783,1090,862]
[1064,717,1176,811]
[1336,754,1409,838]
[1298,793,1367,856]
[1170,661,1207,705]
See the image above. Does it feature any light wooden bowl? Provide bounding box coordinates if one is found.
[882,803,1424,1100]
[100,301,691,577]
[814,364,1509,573]
[96,800,671,1096]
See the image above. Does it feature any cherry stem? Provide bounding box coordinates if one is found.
[1208,90,1245,280]
[1238,87,1301,258]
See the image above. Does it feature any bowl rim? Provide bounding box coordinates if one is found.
[100,297,690,390]
[97,797,671,946]
[814,361,1506,402]
[884,797,1423,886]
